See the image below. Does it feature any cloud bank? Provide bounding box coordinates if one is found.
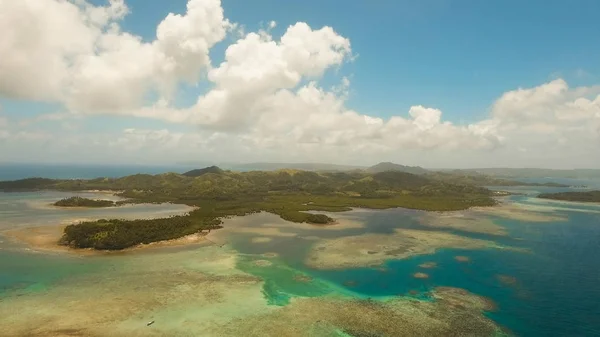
[0,0,598,167]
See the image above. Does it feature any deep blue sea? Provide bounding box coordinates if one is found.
[307,207,600,336]
[226,185,600,336]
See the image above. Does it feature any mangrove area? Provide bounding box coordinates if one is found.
[1,167,501,250]
[54,196,115,208]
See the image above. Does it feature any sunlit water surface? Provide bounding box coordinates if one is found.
[1,181,599,336]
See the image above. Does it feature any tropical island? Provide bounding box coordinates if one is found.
[0,163,561,251]
[53,196,115,208]
[538,190,600,203]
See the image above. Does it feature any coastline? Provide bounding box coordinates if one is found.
[3,209,371,256]
[3,195,547,256]
[1,225,209,256]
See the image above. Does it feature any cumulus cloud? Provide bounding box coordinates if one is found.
[0,0,598,167]
[0,0,230,112]
[128,21,499,154]
[0,0,494,156]
[490,79,600,147]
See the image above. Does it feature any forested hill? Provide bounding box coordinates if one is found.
[182,166,224,177]
[366,162,429,175]
[0,168,494,208]
[1,168,500,250]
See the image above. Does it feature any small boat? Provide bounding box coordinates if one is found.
[147,320,155,326]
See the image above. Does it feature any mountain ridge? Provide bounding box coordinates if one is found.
[367,162,429,175]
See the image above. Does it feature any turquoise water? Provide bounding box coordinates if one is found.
[223,198,600,336]
[0,191,193,301]
[1,184,600,335]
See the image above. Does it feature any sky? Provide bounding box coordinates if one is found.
[0,0,599,168]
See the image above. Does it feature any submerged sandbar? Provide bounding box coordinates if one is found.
[215,287,504,337]
[419,212,508,236]
[472,203,567,222]
[305,228,512,269]
[2,224,208,255]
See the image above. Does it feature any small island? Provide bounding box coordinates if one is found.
[54,196,115,208]
[537,190,600,203]
[60,217,222,250]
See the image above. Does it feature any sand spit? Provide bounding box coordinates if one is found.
[2,225,208,256]
[419,212,508,236]
[2,225,88,255]
[305,228,513,270]
[472,203,567,222]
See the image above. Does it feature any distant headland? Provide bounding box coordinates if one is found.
[538,191,600,203]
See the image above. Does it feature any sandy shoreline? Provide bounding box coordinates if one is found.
[0,210,359,256]
[3,198,557,258]
[1,225,209,256]
[305,228,519,270]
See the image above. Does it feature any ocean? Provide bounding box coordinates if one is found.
[0,167,599,336]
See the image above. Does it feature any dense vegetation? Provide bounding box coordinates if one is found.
[538,191,600,203]
[54,196,115,207]
[182,165,224,177]
[367,162,428,175]
[60,216,222,250]
[1,168,500,250]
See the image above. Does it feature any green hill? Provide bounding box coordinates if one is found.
[367,162,429,175]
[182,166,224,177]
[0,168,498,250]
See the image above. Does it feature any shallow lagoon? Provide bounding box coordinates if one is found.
[1,188,600,336]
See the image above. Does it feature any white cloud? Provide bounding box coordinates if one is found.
[1,0,491,157]
[0,0,599,167]
[125,22,499,156]
[491,79,600,139]
[0,0,96,101]
[0,0,230,113]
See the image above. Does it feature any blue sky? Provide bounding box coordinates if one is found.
[116,0,600,122]
[1,0,599,167]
